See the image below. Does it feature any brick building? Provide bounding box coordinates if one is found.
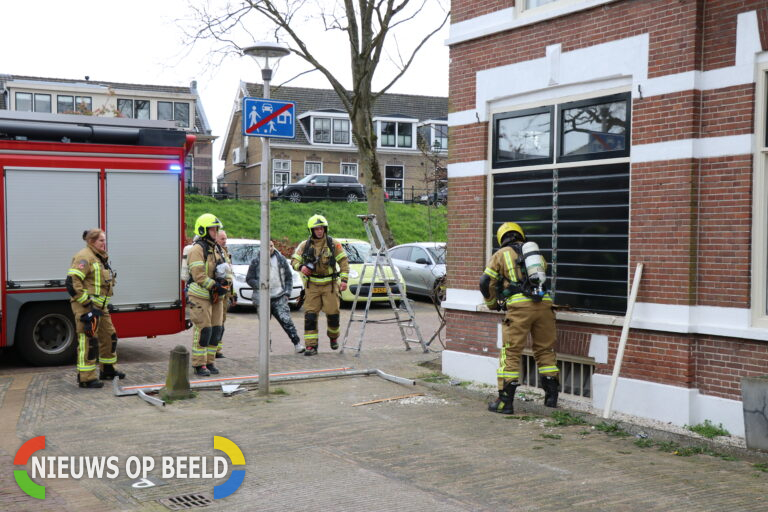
[444,0,768,437]
[219,83,447,201]
[0,74,216,192]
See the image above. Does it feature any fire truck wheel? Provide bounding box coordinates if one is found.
[16,303,77,366]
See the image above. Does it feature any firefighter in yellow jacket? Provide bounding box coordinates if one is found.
[291,215,349,356]
[187,213,231,376]
[66,228,122,388]
[479,222,559,414]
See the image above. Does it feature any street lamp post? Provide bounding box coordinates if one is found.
[243,42,290,396]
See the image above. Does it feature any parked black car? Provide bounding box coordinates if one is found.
[271,174,367,203]
[419,187,447,207]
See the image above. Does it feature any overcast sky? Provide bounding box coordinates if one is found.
[0,0,449,178]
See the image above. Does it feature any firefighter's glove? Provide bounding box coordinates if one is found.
[212,282,228,297]
[80,308,102,337]
[501,283,522,298]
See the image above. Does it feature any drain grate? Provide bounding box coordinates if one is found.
[158,493,213,510]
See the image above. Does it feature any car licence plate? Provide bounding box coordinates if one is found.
[372,287,387,294]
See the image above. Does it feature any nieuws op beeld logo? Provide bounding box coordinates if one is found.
[13,435,245,500]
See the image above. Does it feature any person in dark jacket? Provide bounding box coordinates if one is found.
[246,240,304,353]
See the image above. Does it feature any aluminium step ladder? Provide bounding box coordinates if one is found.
[340,214,429,356]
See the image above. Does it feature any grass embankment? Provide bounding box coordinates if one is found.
[185,195,447,246]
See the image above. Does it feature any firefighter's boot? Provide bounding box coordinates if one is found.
[488,383,517,414]
[206,363,220,375]
[541,376,559,408]
[100,364,126,380]
[330,338,339,350]
[77,374,104,389]
[193,365,211,377]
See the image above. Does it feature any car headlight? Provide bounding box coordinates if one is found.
[349,269,359,279]
[234,273,246,283]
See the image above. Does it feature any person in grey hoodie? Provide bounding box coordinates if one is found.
[246,240,304,353]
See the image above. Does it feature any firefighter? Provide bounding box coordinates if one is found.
[479,222,559,414]
[246,240,303,353]
[215,229,236,359]
[187,213,230,376]
[66,228,123,388]
[291,215,349,356]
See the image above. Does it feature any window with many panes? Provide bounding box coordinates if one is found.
[313,118,331,143]
[752,65,768,327]
[57,95,93,114]
[304,161,323,176]
[341,163,358,177]
[491,92,631,315]
[312,117,351,145]
[433,124,448,150]
[117,99,150,119]
[15,92,51,113]
[273,159,291,188]
[380,121,414,148]
[158,101,190,127]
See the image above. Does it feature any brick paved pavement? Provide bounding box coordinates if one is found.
[2,301,768,511]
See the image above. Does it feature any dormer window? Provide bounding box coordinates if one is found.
[433,124,448,150]
[311,116,350,145]
[379,121,415,148]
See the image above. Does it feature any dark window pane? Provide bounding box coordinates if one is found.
[117,99,134,118]
[158,101,173,121]
[314,118,331,143]
[381,122,396,147]
[57,95,74,114]
[15,92,32,111]
[34,94,51,113]
[561,98,628,158]
[135,100,150,120]
[174,103,190,127]
[397,122,412,147]
[494,109,552,166]
[75,96,92,113]
[434,124,448,150]
[333,119,350,144]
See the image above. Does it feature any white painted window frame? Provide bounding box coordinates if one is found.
[751,63,768,328]
[304,160,323,176]
[272,158,291,186]
[340,162,358,177]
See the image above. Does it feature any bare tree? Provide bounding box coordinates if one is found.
[185,0,449,246]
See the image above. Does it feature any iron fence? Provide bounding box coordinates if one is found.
[186,181,447,205]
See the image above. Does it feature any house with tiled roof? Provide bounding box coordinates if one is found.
[0,74,216,192]
[219,82,447,201]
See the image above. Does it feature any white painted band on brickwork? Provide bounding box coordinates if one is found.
[442,349,745,437]
[632,134,753,163]
[449,11,762,128]
[446,0,621,46]
[446,161,486,179]
[443,288,485,311]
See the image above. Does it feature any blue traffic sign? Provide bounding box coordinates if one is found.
[242,97,296,139]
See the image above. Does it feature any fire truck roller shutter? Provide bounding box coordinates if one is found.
[105,169,181,308]
[4,168,98,363]
[5,168,100,288]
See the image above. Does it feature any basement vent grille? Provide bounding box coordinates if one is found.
[521,354,593,398]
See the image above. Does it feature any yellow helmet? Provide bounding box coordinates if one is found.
[496,222,525,246]
[195,213,223,237]
[307,214,329,233]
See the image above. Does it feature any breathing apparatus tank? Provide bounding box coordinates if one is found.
[521,241,546,299]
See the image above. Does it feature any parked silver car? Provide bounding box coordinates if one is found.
[387,242,446,302]
[227,239,304,310]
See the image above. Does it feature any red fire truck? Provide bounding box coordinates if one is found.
[0,111,191,365]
